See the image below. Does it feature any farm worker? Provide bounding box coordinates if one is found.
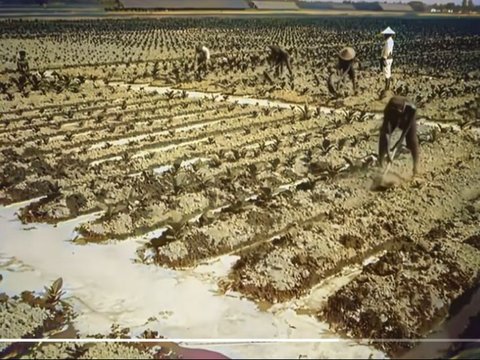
[378,95,419,176]
[266,45,293,78]
[195,45,210,77]
[328,47,358,95]
[380,27,395,91]
[16,50,29,75]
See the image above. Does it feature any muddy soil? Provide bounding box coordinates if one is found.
[0,277,232,359]
[0,278,132,359]
[324,238,479,354]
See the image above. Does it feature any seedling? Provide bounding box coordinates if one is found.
[298,103,311,120]
[320,138,335,155]
[44,277,65,307]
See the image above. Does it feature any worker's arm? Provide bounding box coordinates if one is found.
[285,56,293,77]
[389,105,416,159]
[267,52,276,69]
[381,41,387,59]
[348,66,356,94]
[356,59,363,71]
[203,48,210,64]
[378,118,391,166]
[327,72,338,95]
[193,52,198,72]
[385,121,393,163]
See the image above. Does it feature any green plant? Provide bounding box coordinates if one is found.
[357,110,373,123]
[165,90,176,100]
[298,103,311,120]
[319,138,335,155]
[343,109,357,124]
[44,277,65,307]
[228,101,238,112]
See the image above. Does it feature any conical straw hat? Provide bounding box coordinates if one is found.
[338,47,356,61]
[381,27,395,35]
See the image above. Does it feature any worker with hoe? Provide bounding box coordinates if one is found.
[328,47,358,96]
[194,44,210,79]
[378,95,420,176]
[16,50,29,75]
[266,45,293,79]
[380,27,395,93]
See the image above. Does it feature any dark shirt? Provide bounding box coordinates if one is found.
[17,58,29,73]
[269,45,289,63]
[384,95,416,132]
[337,58,353,73]
[336,58,356,83]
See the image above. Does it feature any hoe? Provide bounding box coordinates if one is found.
[374,120,413,190]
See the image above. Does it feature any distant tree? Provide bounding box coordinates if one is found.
[409,1,427,11]
[446,2,455,9]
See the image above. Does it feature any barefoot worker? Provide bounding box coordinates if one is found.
[328,47,358,96]
[195,44,210,78]
[380,27,395,92]
[378,95,420,176]
[266,45,293,78]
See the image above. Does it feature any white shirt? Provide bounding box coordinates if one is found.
[382,37,394,59]
[202,46,210,61]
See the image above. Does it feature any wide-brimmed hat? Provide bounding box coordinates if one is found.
[381,27,395,35]
[338,47,356,61]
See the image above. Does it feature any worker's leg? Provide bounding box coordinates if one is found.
[404,107,419,175]
[384,59,393,90]
[274,62,280,77]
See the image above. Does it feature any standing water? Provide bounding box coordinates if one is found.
[0,201,385,359]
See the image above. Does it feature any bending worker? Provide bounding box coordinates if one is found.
[333,47,357,96]
[266,45,293,78]
[378,95,419,176]
[16,50,29,75]
[195,45,210,78]
[380,27,395,92]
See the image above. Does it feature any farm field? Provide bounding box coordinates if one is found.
[0,16,479,359]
